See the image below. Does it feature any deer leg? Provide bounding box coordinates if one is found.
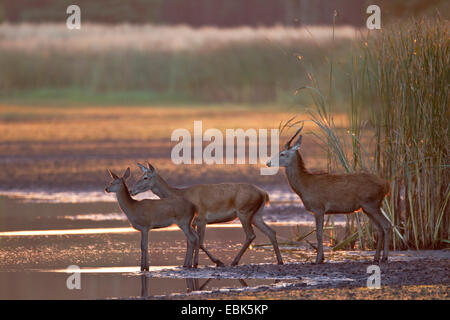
[252,214,283,265]
[187,224,200,268]
[231,213,256,266]
[381,217,391,262]
[363,206,390,263]
[372,217,384,263]
[362,208,383,262]
[140,229,149,271]
[197,221,225,267]
[314,212,325,264]
[192,226,200,268]
[371,208,391,262]
[178,223,195,268]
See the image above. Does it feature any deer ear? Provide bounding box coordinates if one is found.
[147,162,156,173]
[137,163,148,173]
[291,135,303,150]
[108,169,119,180]
[123,167,131,180]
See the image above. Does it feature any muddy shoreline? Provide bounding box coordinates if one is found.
[138,253,450,300]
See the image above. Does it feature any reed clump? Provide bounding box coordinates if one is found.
[302,17,449,250]
[366,17,449,249]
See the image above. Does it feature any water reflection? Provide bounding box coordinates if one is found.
[185,278,249,293]
[139,275,251,298]
[141,274,148,297]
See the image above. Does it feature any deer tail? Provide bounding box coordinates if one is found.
[265,191,270,206]
[384,180,391,196]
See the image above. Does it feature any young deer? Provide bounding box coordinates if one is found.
[130,162,283,267]
[267,126,391,264]
[104,167,199,271]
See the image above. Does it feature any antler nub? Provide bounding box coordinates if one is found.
[285,123,304,149]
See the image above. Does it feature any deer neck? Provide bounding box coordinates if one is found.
[115,181,137,219]
[152,174,179,199]
[285,151,311,197]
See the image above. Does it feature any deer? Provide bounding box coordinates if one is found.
[266,125,391,264]
[104,167,199,271]
[129,162,284,267]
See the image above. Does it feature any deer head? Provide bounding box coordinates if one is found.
[266,124,303,168]
[129,162,157,196]
[104,167,131,193]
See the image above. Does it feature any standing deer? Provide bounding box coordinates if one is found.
[104,167,199,271]
[267,126,391,264]
[130,162,283,267]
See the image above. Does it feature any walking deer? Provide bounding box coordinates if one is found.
[130,162,283,267]
[267,126,391,264]
[104,167,199,271]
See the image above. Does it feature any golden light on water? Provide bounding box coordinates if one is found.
[43,266,181,273]
[0,227,136,237]
[0,223,303,237]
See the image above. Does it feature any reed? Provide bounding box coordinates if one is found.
[299,16,449,250]
[366,17,449,249]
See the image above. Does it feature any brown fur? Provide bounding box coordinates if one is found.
[285,150,392,263]
[287,153,389,214]
[105,168,199,270]
[131,164,283,266]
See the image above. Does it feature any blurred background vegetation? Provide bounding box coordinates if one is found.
[1,0,448,25]
[0,0,447,106]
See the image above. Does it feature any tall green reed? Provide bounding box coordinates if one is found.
[366,17,449,249]
[298,16,449,250]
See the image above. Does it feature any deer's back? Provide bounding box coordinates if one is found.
[181,183,266,214]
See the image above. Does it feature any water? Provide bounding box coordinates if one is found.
[0,270,280,299]
[0,190,347,299]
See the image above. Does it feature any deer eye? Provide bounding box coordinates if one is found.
[143,177,148,180]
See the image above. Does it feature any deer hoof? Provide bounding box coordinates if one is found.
[215,261,225,267]
[314,257,324,264]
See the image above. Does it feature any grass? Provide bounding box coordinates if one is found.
[0,23,355,105]
[295,16,449,250]
[366,17,449,249]
[0,88,199,107]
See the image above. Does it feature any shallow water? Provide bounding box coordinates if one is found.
[0,270,281,299]
[0,190,349,299]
